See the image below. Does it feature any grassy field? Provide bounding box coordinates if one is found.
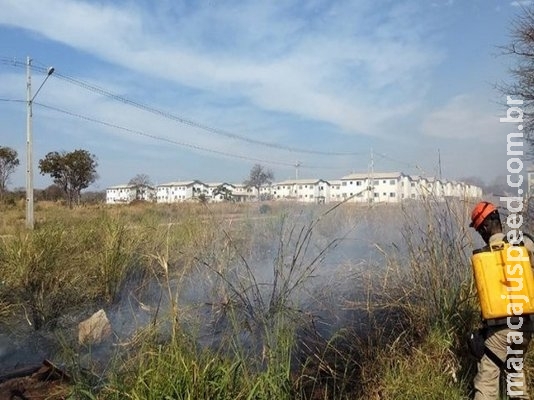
[0,198,531,399]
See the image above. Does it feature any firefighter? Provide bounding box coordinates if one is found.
[470,201,533,399]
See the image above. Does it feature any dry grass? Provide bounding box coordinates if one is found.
[1,197,532,399]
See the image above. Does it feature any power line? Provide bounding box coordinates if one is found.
[374,152,420,170]
[34,102,344,171]
[54,72,365,156]
[35,102,293,167]
[1,100,421,175]
[1,58,366,157]
[0,98,24,103]
[2,57,426,174]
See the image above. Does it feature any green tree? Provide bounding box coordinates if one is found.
[39,149,98,208]
[197,192,208,204]
[244,164,274,201]
[0,146,20,199]
[213,184,234,201]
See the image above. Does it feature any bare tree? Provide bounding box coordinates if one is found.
[244,164,274,201]
[500,6,534,149]
[0,146,19,199]
[128,174,154,202]
[128,173,153,187]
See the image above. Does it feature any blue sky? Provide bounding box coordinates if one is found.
[0,0,529,190]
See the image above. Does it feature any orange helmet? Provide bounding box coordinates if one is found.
[470,201,497,229]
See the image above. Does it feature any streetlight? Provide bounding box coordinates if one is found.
[26,56,54,229]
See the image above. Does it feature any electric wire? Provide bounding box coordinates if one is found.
[374,152,421,171]
[0,95,422,172]
[34,102,345,170]
[0,94,349,170]
[0,58,366,156]
[1,57,425,173]
[0,98,23,103]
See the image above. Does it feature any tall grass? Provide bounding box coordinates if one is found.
[98,204,344,399]
[347,197,480,398]
[290,197,481,399]
[0,222,87,329]
[0,213,150,329]
[1,198,532,399]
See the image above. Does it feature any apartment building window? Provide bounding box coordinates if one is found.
[374,180,380,185]
[389,180,396,185]
[374,193,379,197]
[389,192,396,197]
[356,181,362,186]
[342,181,347,186]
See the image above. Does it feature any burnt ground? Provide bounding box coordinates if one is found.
[0,360,70,400]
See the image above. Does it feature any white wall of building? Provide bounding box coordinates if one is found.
[156,181,209,203]
[107,171,483,205]
[106,184,155,204]
[272,179,330,203]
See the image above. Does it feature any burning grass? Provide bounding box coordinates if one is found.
[1,197,532,399]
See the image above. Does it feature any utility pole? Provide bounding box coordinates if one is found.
[294,161,301,180]
[26,56,54,229]
[26,57,33,229]
[438,148,442,180]
[368,148,374,203]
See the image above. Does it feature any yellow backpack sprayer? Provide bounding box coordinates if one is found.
[471,241,534,321]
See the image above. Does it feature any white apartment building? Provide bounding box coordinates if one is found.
[106,171,483,205]
[272,179,330,203]
[231,184,258,202]
[338,172,411,203]
[329,180,343,202]
[467,184,483,198]
[337,173,371,203]
[106,184,155,204]
[156,180,209,203]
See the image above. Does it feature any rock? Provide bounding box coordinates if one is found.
[78,309,112,345]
